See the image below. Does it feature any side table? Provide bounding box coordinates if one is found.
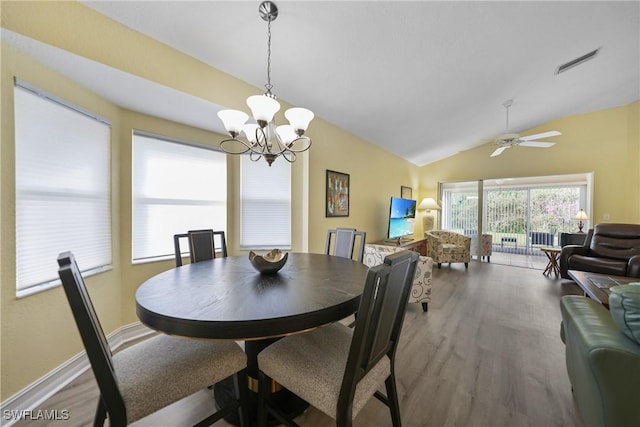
[540,247,561,277]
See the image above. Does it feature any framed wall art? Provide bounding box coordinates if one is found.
[326,170,350,217]
[401,186,412,199]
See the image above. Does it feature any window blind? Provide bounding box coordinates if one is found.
[240,156,291,250]
[132,133,227,261]
[14,83,112,296]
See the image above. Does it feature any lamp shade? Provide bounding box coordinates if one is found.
[217,109,248,135]
[285,107,314,133]
[418,198,441,210]
[575,209,589,220]
[242,124,260,143]
[276,125,296,145]
[247,95,280,124]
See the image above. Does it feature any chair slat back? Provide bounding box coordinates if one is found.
[174,229,228,267]
[325,228,367,262]
[339,250,418,410]
[173,233,189,267]
[57,252,127,424]
[189,229,216,263]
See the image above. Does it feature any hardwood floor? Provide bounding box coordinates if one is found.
[14,261,584,427]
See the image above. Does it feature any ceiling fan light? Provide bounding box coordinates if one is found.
[217,109,249,135]
[247,95,280,124]
[285,107,314,133]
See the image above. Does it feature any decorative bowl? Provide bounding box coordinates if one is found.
[249,249,288,274]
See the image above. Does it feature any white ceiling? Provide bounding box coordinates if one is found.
[4,1,639,166]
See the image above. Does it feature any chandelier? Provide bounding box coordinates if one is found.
[217,1,314,166]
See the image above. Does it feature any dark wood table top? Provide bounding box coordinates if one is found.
[567,270,638,308]
[136,253,369,340]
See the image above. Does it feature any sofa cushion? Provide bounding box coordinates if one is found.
[609,284,640,345]
[569,254,628,276]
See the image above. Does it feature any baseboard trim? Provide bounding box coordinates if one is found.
[0,322,156,426]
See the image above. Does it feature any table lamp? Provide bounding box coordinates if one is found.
[419,198,441,231]
[575,209,589,233]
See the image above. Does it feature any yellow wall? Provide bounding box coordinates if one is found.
[0,43,124,400]
[419,102,640,225]
[1,1,419,399]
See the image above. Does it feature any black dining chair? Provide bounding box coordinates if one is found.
[257,250,419,427]
[325,228,367,263]
[57,251,248,426]
[174,229,228,267]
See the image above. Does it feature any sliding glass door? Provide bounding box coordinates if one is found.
[441,174,591,258]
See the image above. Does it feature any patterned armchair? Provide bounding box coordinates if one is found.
[363,244,433,312]
[470,233,492,262]
[425,230,471,269]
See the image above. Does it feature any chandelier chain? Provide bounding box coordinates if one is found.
[265,17,274,96]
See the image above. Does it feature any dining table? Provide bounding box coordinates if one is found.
[135,252,370,425]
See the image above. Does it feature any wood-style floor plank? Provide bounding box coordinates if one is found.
[13,261,584,426]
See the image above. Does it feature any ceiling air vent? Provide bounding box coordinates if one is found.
[555,48,601,75]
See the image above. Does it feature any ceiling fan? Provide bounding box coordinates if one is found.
[490,100,561,157]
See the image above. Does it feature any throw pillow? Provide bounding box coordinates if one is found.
[609,284,640,345]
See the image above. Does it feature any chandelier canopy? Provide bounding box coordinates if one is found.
[217,1,314,166]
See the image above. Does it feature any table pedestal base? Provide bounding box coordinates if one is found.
[214,339,309,426]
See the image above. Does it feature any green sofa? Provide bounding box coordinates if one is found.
[560,292,640,427]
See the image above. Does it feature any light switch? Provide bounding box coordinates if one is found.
[603,213,610,221]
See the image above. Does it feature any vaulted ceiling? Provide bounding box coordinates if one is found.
[5,1,639,165]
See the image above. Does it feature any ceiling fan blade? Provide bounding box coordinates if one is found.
[518,141,555,148]
[519,130,561,141]
[490,146,509,157]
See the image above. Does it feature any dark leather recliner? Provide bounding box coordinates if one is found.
[559,223,640,279]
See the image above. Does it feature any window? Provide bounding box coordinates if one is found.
[240,156,291,250]
[14,82,112,297]
[132,133,226,261]
[441,174,591,256]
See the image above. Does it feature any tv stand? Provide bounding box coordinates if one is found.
[374,237,427,257]
[385,237,413,245]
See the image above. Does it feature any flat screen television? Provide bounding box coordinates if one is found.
[387,196,417,242]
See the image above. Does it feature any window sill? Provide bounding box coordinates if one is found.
[16,264,113,299]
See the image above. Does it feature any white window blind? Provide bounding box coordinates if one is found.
[14,83,112,297]
[132,134,226,261]
[240,156,291,250]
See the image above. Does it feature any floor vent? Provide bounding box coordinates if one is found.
[555,48,600,75]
